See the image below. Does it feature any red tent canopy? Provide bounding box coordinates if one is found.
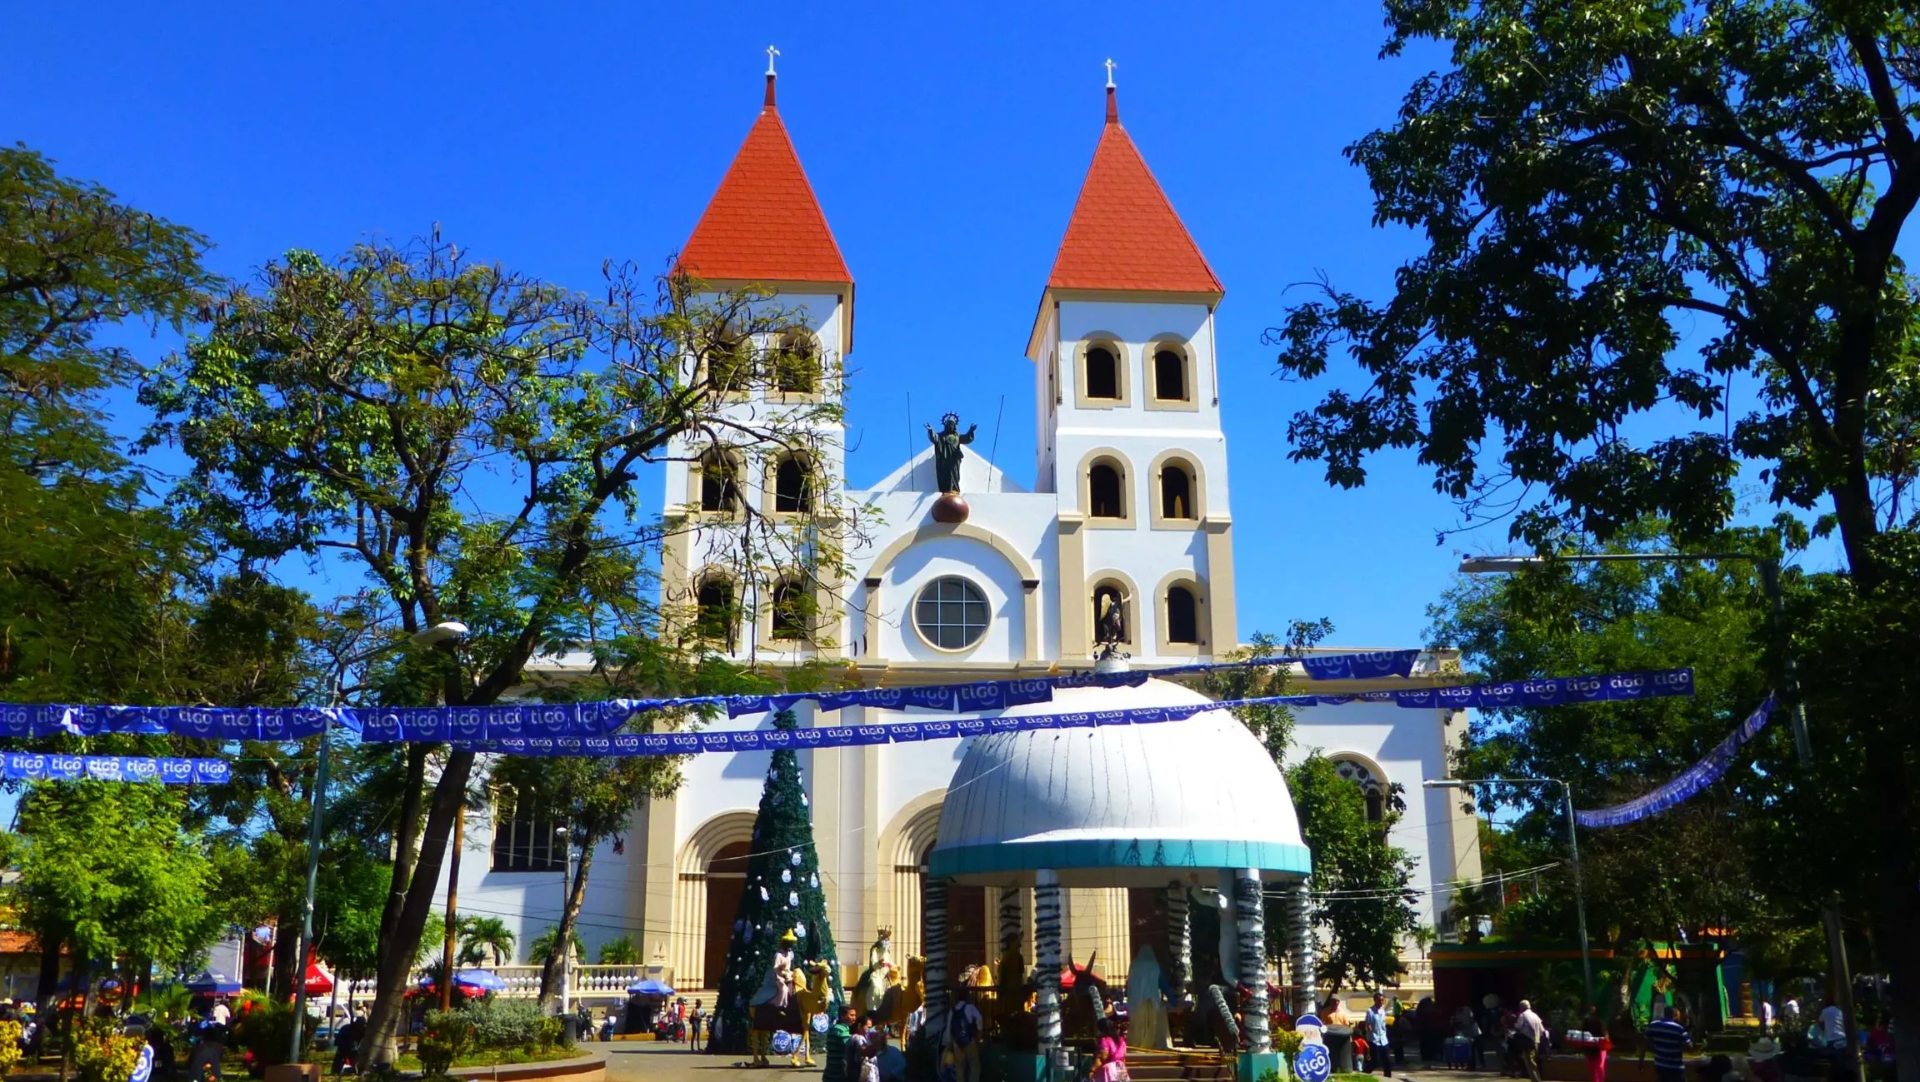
[303,956,333,995]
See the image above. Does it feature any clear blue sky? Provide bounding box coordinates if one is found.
[4,2,1822,650]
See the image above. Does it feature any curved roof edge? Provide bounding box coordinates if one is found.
[928,838,1311,881]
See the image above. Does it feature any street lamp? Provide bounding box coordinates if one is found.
[289,621,468,1061]
[1459,551,1861,1079]
[1427,777,1592,1006]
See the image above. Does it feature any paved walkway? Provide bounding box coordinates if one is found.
[594,1037,1517,1082]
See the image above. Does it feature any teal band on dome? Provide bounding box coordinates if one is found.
[928,838,1312,878]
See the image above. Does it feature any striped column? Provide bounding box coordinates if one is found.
[1234,869,1271,1054]
[1034,870,1064,1053]
[1288,880,1317,1017]
[1166,881,1192,1004]
[923,877,951,1046]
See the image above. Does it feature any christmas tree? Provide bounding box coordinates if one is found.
[712,709,845,1052]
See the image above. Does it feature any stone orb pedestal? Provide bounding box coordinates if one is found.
[931,492,970,524]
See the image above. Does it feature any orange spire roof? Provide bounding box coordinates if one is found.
[1045,86,1222,296]
[677,73,852,286]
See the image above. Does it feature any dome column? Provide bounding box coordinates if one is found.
[924,877,951,1046]
[1287,880,1317,1017]
[1232,869,1272,1054]
[1166,881,1192,1005]
[1034,869,1065,1074]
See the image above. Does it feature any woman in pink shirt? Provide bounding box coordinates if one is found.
[1092,1016,1128,1082]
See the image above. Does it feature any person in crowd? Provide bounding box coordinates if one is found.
[1091,1016,1128,1082]
[1416,998,1444,1066]
[1759,1000,1775,1037]
[332,1007,364,1076]
[1365,993,1394,1078]
[1746,1037,1782,1082]
[824,1005,856,1082]
[186,1024,225,1082]
[208,1000,231,1029]
[688,999,704,1050]
[946,994,984,1082]
[149,1022,176,1082]
[1454,1005,1484,1070]
[1580,1006,1610,1082]
[1643,1006,1692,1082]
[1512,1000,1547,1082]
[1818,998,1846,1048]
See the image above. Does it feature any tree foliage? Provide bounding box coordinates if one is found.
[1271,3,1920,583]
[143,234,856,1061]
[9,781,221,978]
[1286,756,1421,991]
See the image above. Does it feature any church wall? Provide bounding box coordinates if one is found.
[1289,703,1464,929]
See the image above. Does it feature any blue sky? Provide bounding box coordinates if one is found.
[4,2,1829,650]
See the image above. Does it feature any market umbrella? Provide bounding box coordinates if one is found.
[303,957,333,995]
[184,971,241,995]
[452,969,508,993]
[625,979,674,997]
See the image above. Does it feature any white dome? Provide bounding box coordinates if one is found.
[927,678,1311,887]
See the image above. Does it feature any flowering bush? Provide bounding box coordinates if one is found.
[0,1020,23,1076]
[419,1010,477,1077]
[70,1021,143,1082]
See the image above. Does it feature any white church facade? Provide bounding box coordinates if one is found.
[438,69,1481,996]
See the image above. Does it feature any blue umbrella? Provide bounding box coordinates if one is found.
[184,970,241,995]
[453,969,509,993]
[626,979,674,997]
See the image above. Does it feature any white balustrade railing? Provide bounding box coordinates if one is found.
[339,964,671,1005]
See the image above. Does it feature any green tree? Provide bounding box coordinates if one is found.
[1427,524,1812,1020]
[1286,756,1421,991]
[9,781,220,997]
[0,145,215,702]
[712,709,843,1054]
[524,925,583,970]
[595,936,641,966]
[1270,7,1920,1071]
[142,236,856,1062]
[1270,4,1919,580]
[457,917,517,968]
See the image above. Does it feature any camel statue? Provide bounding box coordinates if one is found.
[791,961,833,1067]
[889,956,925,1034]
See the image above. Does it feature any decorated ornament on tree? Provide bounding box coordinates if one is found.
[782,869,793,884]
[789,891,800,907]
[810,873,820,889]
[790,850,803,866]
[795,924,807,939]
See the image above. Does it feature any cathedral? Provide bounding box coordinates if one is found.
[445,66,1481,998]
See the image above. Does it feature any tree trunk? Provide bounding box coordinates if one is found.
[35,930,60,1009]
[362,749,475,1066]
[271,905,302,999]
[538,842,594,1007]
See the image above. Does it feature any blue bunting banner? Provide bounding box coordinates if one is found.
[1573,695,1776,829]
[1,652,1662,749]
[461,668,1695,757]
[1,753,228,785]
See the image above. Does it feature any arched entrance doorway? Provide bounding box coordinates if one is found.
[703,840,751,988]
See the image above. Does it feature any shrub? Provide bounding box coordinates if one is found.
[463,999,547,1051]
[420,1010,477,1076]
[71,1021,143,1082]
[228,994,306,1068]
[0,1020,22,1076]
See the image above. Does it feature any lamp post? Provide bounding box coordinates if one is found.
[289,621,468,1063]
[1460,552,1860,1079]
[1426,777,1592,1004]
[557,825,575,1021]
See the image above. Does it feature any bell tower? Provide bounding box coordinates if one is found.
[1026,68,1236,662]
[662,53,854,658]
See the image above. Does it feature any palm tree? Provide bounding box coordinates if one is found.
[527,924,584,968]
[596,936,641,965]
[457,916,517,967]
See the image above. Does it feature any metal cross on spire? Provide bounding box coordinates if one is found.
[767,45,781,76]
[1104,58,1116,88]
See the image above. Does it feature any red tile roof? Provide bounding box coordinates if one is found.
[677,76,852,286]
[1045,88,1223,295]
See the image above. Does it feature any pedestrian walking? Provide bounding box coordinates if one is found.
[1512,1000,1547,1082]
